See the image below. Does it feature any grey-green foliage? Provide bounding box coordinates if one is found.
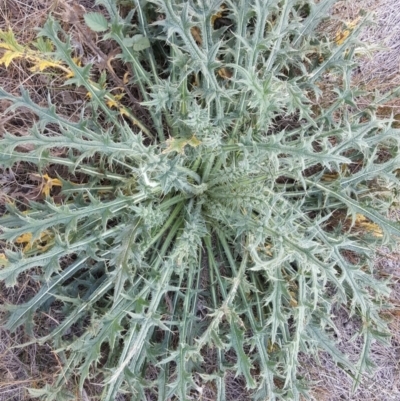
[1,0,400,400]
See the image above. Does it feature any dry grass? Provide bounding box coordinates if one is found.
[0,0,400,400]
[335,0,400,116]
[300,248,400,401]
[300,3,400,398]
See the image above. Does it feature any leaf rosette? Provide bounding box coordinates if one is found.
[0,1,399,400]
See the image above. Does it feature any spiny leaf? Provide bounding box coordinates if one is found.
[29,59,65,73]
[0,28,24,52]
[0,50,22,67]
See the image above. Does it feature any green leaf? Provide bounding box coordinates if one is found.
[84,12,108,32]
[133,36,150,51]
[122,34,151,51]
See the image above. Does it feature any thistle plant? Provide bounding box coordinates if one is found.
[0,0,400,400]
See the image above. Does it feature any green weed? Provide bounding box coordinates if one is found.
[0,1,399,400]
